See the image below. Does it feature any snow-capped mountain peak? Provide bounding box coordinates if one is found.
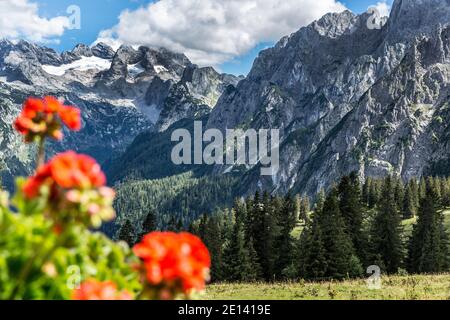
[0,40,241,190]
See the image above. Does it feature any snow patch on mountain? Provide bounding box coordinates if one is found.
[128,63,145,77]
[154,65,168,74]
[42,56,112,76]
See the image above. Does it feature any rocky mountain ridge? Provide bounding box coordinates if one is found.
[3,0,450,200]
[0,39,240,189]
[205,0,450,196]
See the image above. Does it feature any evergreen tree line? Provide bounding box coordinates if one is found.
[114,172,239,242]
[187,173,450,282]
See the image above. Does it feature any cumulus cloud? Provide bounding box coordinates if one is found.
[96,0,346,66]
[0,0,70,43]
[370,1,391,17]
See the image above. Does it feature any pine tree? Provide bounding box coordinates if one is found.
[338,172,368,265]
[117,220,136,246]
[299,196,310,223]
[298,214,328,279]
[447,177,450,204]
[223,207,260,281]
[247,192,263,247]
[362,177,371,207]
[440,178,450,207]
[139,210,157,241]
[247,236,263,279]
[407,178,449,273]
[315,189,326,213]
[369,176,403,274]
[409,177,420,210]
[394,177,404,213]
[368,179,381,208]
[166,214,182,231]
[433,177,442,202]
[419,178,427,202]
[320,187,361,279]
[200,215,225,281]
[259,192,277,280]
[402,183,417,219]
[275,193,297,279]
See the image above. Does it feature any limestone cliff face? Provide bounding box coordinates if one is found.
[206,0,450,196]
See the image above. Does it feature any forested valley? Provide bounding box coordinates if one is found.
[116,173,450,282]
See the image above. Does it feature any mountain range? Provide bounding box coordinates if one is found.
[0,39,240,189]
[1,0,450,214]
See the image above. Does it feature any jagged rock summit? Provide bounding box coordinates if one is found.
[205,0,450,196]
[0,40,240,189]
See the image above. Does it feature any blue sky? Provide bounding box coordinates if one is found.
[5,0,394,75]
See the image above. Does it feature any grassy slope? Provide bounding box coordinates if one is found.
[206,210,450,300]
[205,274,450,300]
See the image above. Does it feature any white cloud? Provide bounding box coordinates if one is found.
[0,0,70,43]
[96,0,346,66]
[370,1,391,17]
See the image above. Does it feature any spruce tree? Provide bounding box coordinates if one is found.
[419,178,427,202]
[433,177,442,202]
[403,183,417,219]
[320,187,361,279]
[394,177,404,213]
[362,177,371,207]
[139,210,157,241]
[248,191,263,249]
[368,179,381,208]
[369,176,403,274]
[315,189,326,213]
[167,214,181,231]
[298,214,328,279]
[440,178,450,207]
[299,196,310,223]
[202,215,225,281]
[442,178,450,207]
[259,192,277,280]
[223,207,260,281]
[407,178,449,273]
[409,178,420,210]
[118,220,136,246]
[275,194,297,279]
[247,236,263,279]
[338,172,368,265]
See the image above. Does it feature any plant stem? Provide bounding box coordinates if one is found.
[8,228,67,300]
[36,139,45,170]
[8,242,46,300]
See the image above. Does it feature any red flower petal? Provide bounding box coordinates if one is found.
[71,279,133,300]
[133,232,211,294]
[59,105,81,131]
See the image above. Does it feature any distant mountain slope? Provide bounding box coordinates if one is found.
[0,40,239,190]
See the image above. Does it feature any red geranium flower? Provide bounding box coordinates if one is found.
[14,96,81,142]
[49,151,106,189]
[22,151,115,228]
[71,279,133,300]
[23,151,106,198]
[133,232,211,297]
